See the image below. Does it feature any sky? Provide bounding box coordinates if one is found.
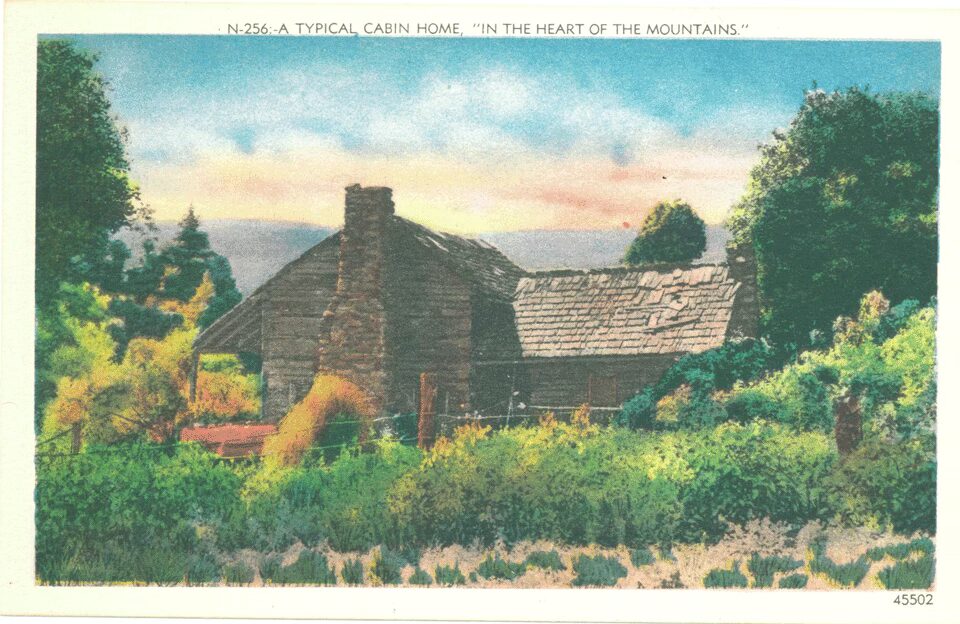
[63,35,940,233]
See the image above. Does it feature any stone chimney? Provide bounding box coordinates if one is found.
[316,185,394,410]
[725,243,759,340]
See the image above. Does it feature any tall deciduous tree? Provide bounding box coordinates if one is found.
[624,200,707,265]
[727,87,939,347]
[36,40,141,309]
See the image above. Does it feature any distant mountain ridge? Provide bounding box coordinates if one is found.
[116,220,731,295]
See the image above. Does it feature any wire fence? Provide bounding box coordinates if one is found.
[35,404,619,461]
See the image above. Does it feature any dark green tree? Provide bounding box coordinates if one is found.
[158,207,242,328]
[161,206,214,301]
[35,39,141,310]
[624,200,707,265]
[727,87,939,346]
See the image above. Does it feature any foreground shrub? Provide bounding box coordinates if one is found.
[187,551,221,584]
[747,553,802,588]
[703,562,749,588]
[826,437,935,534]
[409,567,433,586]
[524,550,565,572]
[678,423,835,541]
[434,563,466,586]
[45,541,190,585]
[572,554,627,587]
[35,443,244,583]
[809,554,870,588]
[877,556,935,589]
[370,546,405,585]
[270,550,337,585]
[258,554,282,583]
[476,552,526,581]
[630,547,656,567]
[222,561,255,585]
[390,422,683,548]
[778,573,808,589]
[341,558,364,585]
[242,440,421,553]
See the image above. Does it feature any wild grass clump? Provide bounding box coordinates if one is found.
[262,375,374,466]
[434,563,466,586]
[747,553,802,588]
[370,546,406,585]
[630,547,656,567]
[258,554,282,582]
[703,561,749,588]
[187,552,220,584]
[409,567,433,586]
[222,561,255,584]
[269,550,337,585]
[341,558,364,585]
[524,550,565,572]
[571,554,627,587]
[809,554,869,588]
[476,552,526,581]
[778,573,809,589]
[877,556,935,589]
[866,537,934,561]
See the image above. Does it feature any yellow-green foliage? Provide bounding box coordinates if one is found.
[194,354,261,422]
[262,375,375,466]
[724,293,935,436]
[388,418,833,547]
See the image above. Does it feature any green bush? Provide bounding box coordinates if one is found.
[877,555,935,589]
[409,567,433,586]
[476,552,526,581]
[258,554,282,583]
[371,546,406,585]
[778,573,808,589]
[341,558,364,585]
[678,423,835,541]
[222,561,255,585]
[187,551,221,584]
[389,424,684,549]
[826,437,935,535]
[703,561,749,588]
[434,563,466,586]
[524,550,565,571]
[317,412,362,464]
[571,554,627,587]
[630,547,656,567]
[35,443,244,583]
[243,440,421,553]
[747,553,802,588]
[45,541,190,585]
[270,550,337,585]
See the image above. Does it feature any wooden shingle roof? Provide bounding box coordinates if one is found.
[510,263,740,358]
[394,217,526,300]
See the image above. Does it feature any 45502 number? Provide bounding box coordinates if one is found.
[893,593,932,606]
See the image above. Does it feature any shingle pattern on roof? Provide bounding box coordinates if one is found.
[394,217,526,300]
[511,263,739,358]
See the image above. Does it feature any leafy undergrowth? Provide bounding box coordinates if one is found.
[572,554,628,587]
[703,562,748,588]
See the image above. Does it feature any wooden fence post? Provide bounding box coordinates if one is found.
[71,422,82,454]
[834,392,862,455]
[418,372,437,450]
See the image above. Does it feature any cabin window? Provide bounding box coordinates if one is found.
[588,374,618,407]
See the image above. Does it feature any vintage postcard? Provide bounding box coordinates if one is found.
[1,1,958,622]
